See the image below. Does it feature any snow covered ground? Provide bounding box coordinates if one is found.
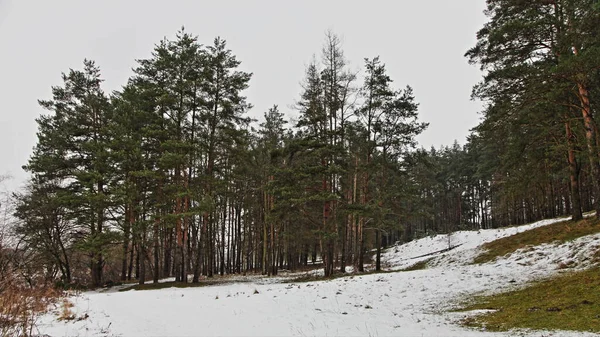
[36,216,600,337]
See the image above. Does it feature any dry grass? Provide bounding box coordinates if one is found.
[459,216,600,333]
[0,210,65,336]
[57,298,75,321]
[0,243,64,336]
[0,279,62,337]
[474,218,600,264]
[459,267,600,333]
[398,258,433,271]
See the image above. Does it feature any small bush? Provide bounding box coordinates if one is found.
[58,298,75,321]
[0,242,63,336]
[0,278,62,337]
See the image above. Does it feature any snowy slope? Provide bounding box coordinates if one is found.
[381,217,571,270]
[36,216,600,337]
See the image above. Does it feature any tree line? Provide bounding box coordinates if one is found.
[12,29,427,287]
[8,0,600,288]
[403,0,600,238]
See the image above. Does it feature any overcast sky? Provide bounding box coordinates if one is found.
[0,0,487,192]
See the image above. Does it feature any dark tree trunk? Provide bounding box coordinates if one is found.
[566,118,583,221]
[121,205,131,282]
[375,230,382,272]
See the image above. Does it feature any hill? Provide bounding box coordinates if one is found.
[36,216,600,337]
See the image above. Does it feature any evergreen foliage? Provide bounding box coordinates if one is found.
[11,2,600,287]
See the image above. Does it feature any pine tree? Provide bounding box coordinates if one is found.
[26,60,115,287]
[199,36,252,278]
[356,57,427,270]
[258,105,288,275]
[466,0,600,219]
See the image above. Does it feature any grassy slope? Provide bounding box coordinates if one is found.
[398,258,432,271]
[462,217,600,333]
[461,267,600,333]
[474,218,600,264]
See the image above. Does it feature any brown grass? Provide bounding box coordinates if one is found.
[57,298,75,321]
[398,258,433,271]
[0,279,62,336]
[0,243,63,336]
[474,218,600,264]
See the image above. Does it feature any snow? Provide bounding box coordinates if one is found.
[36,216,600,337]
[381,217,571,270]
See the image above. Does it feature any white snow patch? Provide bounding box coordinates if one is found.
[382,217,571,270]
[36,215,600,337]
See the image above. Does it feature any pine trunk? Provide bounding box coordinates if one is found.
[566,118,583,221]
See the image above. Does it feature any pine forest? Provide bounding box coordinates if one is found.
[1,1,600,336]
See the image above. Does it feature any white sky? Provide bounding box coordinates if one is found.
[0,0,487,192]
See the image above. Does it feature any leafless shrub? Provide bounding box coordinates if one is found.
[0,210,64,336]
[0,277,62,336]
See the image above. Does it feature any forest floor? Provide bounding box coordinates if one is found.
[35,216,600,337]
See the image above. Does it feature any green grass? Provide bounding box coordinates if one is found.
[474,218,600,264]
[459,267,600,333]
